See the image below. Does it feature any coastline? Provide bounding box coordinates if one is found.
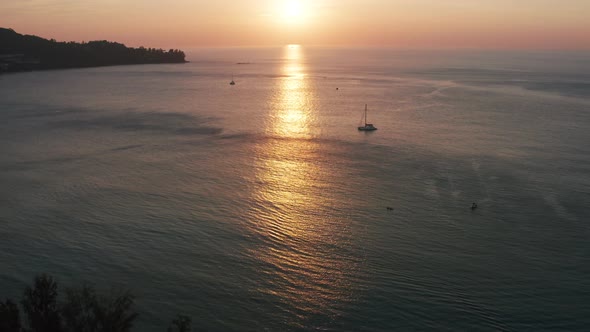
[0,27,187,74]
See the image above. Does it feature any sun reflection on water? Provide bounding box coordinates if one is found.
[267,44,313,139]
[245,45,359,325]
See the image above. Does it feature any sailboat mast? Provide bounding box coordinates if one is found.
[365,104,368,125]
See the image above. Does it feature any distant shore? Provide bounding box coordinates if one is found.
[0,28,186,74]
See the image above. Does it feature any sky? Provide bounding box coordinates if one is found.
[1,0,589,49]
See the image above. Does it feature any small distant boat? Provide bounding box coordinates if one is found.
[229,74,235,85]
[358,104,377,131]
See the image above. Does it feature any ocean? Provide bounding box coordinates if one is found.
[1,46,589,331]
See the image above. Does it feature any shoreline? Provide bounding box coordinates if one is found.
[0,60,189,75]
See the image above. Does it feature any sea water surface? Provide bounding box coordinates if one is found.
[1,47,590,331]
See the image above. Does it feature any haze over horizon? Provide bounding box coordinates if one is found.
[1,0,589,49]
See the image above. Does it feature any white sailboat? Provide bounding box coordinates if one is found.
[358,104,377,131]
[229,74,235,85]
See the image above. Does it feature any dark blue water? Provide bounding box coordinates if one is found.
[1,47,589,331]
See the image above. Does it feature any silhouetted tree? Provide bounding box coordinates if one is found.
[61,284,137,332]
[61,284,99,332]
[21,274,61,332]
[167,315,191,332]
[0,299,21,332]
[94,290,137,332]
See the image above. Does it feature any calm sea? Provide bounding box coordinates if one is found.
[1,47,589,331]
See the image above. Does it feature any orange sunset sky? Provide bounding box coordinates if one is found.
[1,0,589,49]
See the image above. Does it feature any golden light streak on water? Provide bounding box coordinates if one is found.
[246,45,357,322]
[257,44,318,234]
[267,44,311,139]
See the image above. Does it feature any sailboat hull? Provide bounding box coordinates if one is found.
[358,125,377,131]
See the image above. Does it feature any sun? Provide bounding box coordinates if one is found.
[281,0,304,23]
[284,0,301,18]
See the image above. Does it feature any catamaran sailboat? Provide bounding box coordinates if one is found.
[358,104,377,131]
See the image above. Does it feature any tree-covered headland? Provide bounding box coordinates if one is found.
[0,28,186,73]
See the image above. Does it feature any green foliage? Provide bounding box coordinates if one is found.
[21,274,61,332]
[167,315,191,332]
[94,290,138,332]
[0,299,21,332]
[61,284,138,332]
[1,273,191,331]
[61,284,99,332]
[1,27,186,72]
